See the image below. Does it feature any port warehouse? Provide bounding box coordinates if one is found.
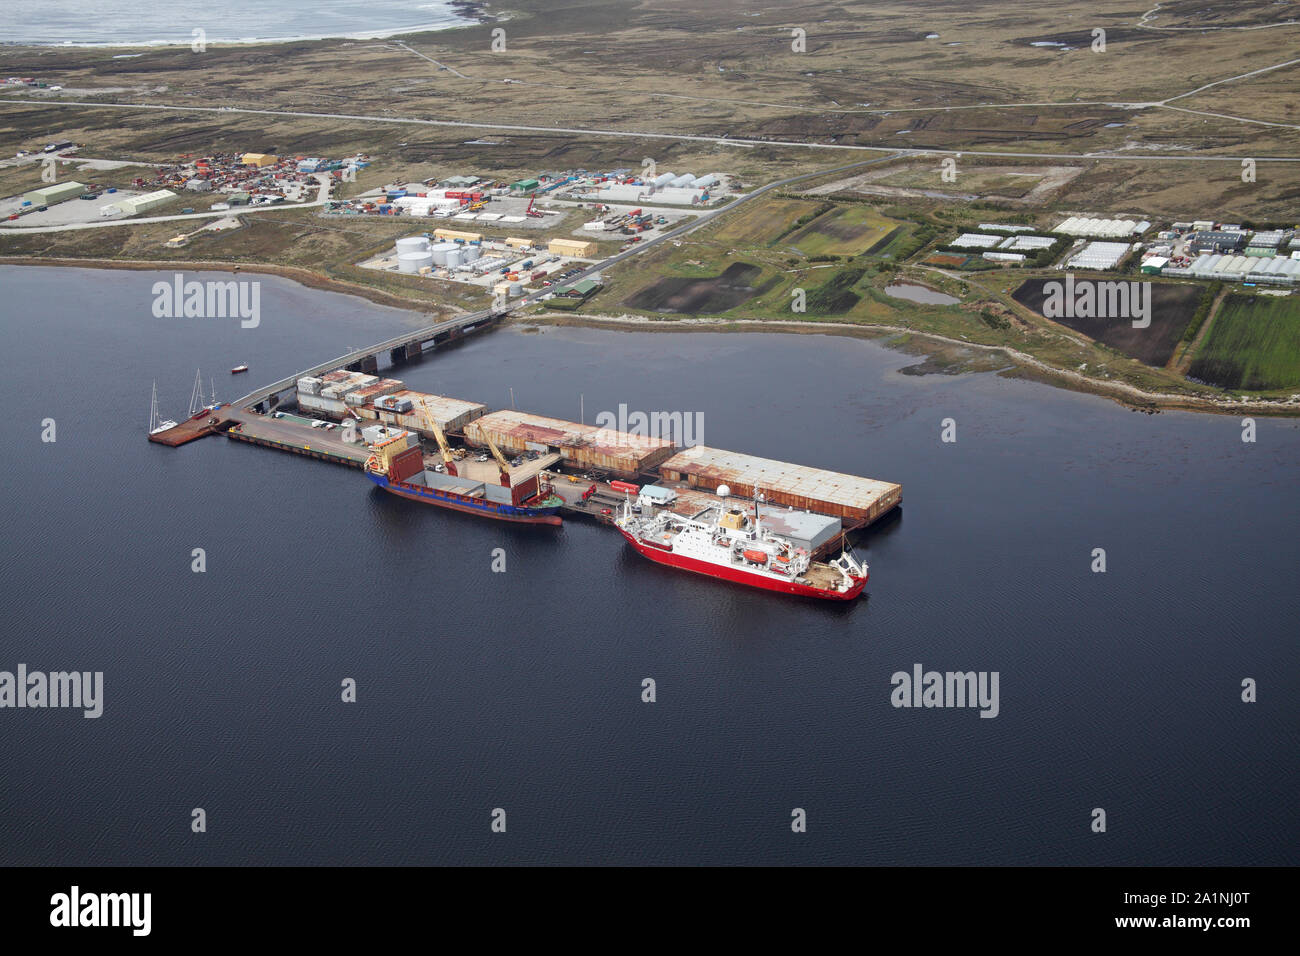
[464,409,677,478]
[292,378,900,528]
[659,446,901,527]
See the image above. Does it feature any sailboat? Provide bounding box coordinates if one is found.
[149,382,178,435]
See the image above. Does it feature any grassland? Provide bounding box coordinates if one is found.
[1189,293,1300,390]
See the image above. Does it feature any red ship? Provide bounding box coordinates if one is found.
[615,488,867,600]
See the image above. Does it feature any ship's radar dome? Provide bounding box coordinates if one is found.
[716,484,731,498]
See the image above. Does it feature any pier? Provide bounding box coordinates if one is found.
[147,305,901,547]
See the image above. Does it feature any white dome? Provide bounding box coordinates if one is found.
[716,484,731,498]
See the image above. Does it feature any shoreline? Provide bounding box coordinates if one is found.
[520,311,1300,419]
[2,1,492,49]
[1,255,1295,418]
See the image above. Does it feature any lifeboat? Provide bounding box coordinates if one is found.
[742,548,769,564]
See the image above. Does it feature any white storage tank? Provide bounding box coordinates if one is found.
[508,282,523,296]
[395,236,430,256]
[445,247,463,269]
[461,243,480,262]
[398,251,433,274]
[429,241,458,266]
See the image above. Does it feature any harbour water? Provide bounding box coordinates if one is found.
[1,265,1296,865]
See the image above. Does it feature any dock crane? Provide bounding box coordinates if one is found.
[424,405,458,477]
[484,435,514,487]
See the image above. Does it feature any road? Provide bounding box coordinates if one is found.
[7,98,1300,163]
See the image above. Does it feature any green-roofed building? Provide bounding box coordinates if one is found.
[23,181,86,205]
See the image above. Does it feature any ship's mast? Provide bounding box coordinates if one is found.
[188,368,205,417]
[150,381,159,431]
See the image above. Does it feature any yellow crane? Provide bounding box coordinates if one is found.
[423,402,458,477]
[484,435,513,487]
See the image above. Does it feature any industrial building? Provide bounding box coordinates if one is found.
[1054,217,1151,238]
[464,410,677,478]
[1187,230,1245,254]
[1245,231,1287,256]
[510,179,540,194]
[433,228,482,243]
[548,238,597,258]
[111,189,178,216]
[657,445,902,525]
[1066,241,1131,270]
[241,153,278,167]
[22,181,85,205]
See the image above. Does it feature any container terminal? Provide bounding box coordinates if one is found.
[147,331,901,559]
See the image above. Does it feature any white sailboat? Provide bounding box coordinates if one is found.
[149,381,178,435]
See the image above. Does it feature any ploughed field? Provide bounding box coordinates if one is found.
[624,262,776,314]
[1013,278,1203,367]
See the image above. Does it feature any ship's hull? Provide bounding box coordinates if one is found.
[617,527,865,600]
[367,471,562,525]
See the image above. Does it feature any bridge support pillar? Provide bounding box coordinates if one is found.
[347,354,379,374]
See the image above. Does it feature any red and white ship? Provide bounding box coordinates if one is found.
[614,487,867,600]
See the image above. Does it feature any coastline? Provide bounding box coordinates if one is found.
[2,0,492,48]
[2,255,1296,418]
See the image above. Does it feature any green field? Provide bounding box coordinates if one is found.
[785,205,901,256]
[1189,293,1300,391]
[711,198,815,244]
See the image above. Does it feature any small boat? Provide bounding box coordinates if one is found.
[230,364,249,374]
[148,381,178,436]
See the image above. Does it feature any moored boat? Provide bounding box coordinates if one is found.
[614,486,866,599]
[364,431,562,525]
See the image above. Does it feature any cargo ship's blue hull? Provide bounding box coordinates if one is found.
[366,471,562,524]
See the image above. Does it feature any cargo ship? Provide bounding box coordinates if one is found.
[614,486,867,600]
[364,430,563,525]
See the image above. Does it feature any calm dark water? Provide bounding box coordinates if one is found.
[1,265,1296,865]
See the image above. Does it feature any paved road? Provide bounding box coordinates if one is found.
[8,98,1300,163]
